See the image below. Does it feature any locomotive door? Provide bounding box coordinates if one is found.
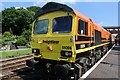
[94,30,102,45]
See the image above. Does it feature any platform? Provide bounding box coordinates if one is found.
[85,45,120,80]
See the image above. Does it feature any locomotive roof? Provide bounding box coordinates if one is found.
[34,2,92,22]
[34,2,75,19]
[34,2,90,22]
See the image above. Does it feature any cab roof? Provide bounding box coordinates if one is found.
[34,2,91,22]
[34,2,75,19]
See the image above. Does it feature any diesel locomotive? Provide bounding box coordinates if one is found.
[27,2,113,80]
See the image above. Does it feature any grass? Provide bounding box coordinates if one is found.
[0,48,32,59]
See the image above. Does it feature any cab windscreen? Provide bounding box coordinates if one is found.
[52,16,72,33]
[34,19,48,34]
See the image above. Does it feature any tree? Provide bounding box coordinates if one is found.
[0,11,2,33]
[2,6,41,47]
[2,7,35,35]
[2,7,16,33]
[27,6,41,13]
[14,9,34,35]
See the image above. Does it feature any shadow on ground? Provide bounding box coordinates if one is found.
[112,45,120,51]
[12,68,42,80]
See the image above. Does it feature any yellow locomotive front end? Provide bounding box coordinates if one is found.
[32,11,76,63]
[28,3,79,79]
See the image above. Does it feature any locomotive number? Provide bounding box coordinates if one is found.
[62,46,72,50]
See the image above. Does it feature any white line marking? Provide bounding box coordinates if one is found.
[79,44,115,80]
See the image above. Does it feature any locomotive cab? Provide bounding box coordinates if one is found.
[32,10,76,62]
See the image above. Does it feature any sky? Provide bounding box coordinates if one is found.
[0,0,119,26]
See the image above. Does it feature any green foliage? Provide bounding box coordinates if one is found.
[0,12,2,33]
[26,42,31,48]
[22,29,31,41]
[2,6,41,47]
[0,42,2,48]
[27,6,41,13]
[2,7,16,33]
[16,36,27,46]
[2,31,13,41]
[17,29,31,47]
[1,31,13,46]
[1,40,7,46]
[3,31,12,38]
[0,38,2,48]
[2,7,35,35]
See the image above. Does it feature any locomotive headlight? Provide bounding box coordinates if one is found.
[33,49,36,53]
[65,52,69,56]
[61,51,72,57]
[32,49,40,55]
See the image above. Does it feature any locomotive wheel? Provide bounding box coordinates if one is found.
[83,64,88,74]
[74,71,80,80]
[106,47,108,52]
[91,57,96,66]
[79,57,90,74]
[55,63,82,80]
[103,45,108,54]
[74,63,82,80]
[95,50,102,61]
[101,51,105,57]
[89,57,95,66]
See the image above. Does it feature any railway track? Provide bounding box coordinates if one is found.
[0,54,33,80]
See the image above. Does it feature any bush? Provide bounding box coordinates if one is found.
[16,29,31,46]
[21,29,31,41]
[26,42,31,48]
[1,31,13,47]
[1,40,7,46]
[3,31,13,41]
[0,41,1,48]
[16,36,27,46]
[3,31,12,37]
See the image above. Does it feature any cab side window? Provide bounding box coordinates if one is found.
[78,19,88,35]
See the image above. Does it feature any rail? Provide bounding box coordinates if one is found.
[0,54,33,80]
